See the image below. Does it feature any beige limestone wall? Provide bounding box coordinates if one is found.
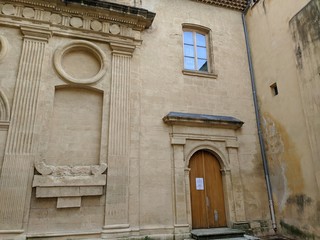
[26,36,111,235]
[139,0,269,231]
[0,0,272,239]
[246,0,320,237]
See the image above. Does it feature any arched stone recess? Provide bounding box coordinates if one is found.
[185,144,230,171]
[163,112,247,236]
[32,85,108,209]
[0,89,10,124]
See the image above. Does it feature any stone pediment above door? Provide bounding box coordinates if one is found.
[163,112,244,129]
[0,0,156,42]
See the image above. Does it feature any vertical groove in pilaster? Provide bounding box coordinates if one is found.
[108,54,131,156]
[5,40,45,155]
[0,36,47,229]
[0,155,33,229]
[105,52,131,226]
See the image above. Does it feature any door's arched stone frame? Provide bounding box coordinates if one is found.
[163,112,247,237]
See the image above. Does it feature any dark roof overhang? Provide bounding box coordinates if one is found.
[62,0,156,29]
[191,0,248,12]
[163,112,244,129]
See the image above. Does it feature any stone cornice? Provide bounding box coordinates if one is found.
[0,0,156,42]
[191,0,248,11]
[163,112,244,129]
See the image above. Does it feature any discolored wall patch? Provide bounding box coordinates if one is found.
[261,113,304,211]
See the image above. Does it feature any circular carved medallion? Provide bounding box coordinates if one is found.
[2,4,15,15]
[91,20,102,31]
[54,40,107,85]
[110,24,120,35]
[50,14,62,24]
[22,7,35,18]
[70,17,83,28]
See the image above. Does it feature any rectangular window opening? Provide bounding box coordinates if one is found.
[270,83,278,96]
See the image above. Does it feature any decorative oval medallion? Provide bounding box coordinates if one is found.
[54,40,107,85]
[110,24,120,35]
[2,4,15,15]
[70,17,83,28]
[0,36,9,62]
[22,7,35,18]
[50,14,62,24]
[91,20,102,31]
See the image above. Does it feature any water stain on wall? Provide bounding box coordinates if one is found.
[261,113,304,211]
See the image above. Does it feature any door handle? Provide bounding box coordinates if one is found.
[214,209,219,223]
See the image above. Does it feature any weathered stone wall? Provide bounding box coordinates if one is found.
[246,0,320,238]
[0,0,271,239]
[139,0,269,233]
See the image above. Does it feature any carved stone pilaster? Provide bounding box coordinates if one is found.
[0,26,51,230]
[225,142,246,222]
[102,43,135,236]
[171,138,190,236]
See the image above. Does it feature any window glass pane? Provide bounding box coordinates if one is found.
[184,57,195,70]
[196,33,206,47]
[197,46,207,59]
[197,59,208,71]
[184,44,195,57]
[183,32,193,45]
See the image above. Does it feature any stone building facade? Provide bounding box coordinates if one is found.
[0,0,318,239]
[246,0,320,238]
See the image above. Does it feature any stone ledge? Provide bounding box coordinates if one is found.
[33,174,106,187]
[163,112,244,129]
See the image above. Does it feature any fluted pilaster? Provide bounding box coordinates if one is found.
[0,26,51,230]
[103,43,135,234]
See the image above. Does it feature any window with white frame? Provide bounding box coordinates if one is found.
[183,30,208,72]
[182,24,216,79]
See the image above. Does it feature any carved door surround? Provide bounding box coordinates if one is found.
[163,112,247,236]
[0,1,155,238]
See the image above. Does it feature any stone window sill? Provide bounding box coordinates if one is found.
[182,69,218,79]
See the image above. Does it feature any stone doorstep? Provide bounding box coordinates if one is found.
[191,228,246,240]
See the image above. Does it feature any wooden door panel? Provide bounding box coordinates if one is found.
[189,151,207,229]
[203,151,226,227]
[189,150,227,229]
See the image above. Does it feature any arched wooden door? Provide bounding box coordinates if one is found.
[189,150,226,229]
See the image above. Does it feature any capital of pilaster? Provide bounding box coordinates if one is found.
[225,140,239,149]
[109,42,136,56]
[171,137,186,145]
[21,26,52,42]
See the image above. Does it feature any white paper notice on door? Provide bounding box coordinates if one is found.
[196,178,204,190]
